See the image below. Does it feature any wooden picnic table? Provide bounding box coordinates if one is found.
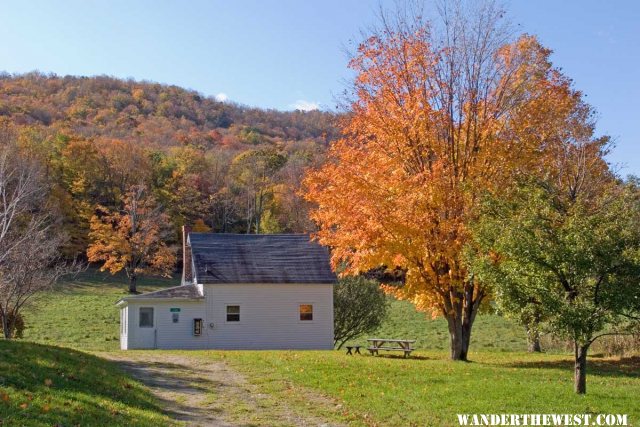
[367,338,416,358]
[345,345,362,355]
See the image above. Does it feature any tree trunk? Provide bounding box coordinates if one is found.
[447,315,464,360]
[255,191,263,234]
[444,281,483,361]
[129,274,138,294]
[574,342,589,394]
[446,314,474,361]
[1,312,12,339]
[526,326,542,352]
[460,321,472,361]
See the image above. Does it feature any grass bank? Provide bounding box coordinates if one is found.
[0,341,173,426]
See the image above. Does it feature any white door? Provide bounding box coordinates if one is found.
[137,306,156,349]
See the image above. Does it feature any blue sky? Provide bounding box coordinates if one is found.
[1,1,638,174]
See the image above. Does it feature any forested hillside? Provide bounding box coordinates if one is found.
[0,72,340,257]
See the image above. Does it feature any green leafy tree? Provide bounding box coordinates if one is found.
[333,276,389,349]
[471,176,640,394]
[230,148,287,234]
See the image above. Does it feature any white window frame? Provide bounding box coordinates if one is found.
[298,303,315,323]
[225,304,241,323]
[139,307,154,328]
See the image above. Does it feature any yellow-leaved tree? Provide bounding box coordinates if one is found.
[303,1,598,360]
[88,185,176,293]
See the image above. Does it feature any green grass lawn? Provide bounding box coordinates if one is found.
[13,270,640,426]
[186,349,639,427]
[22,269,179,351]
[0,341,173,426]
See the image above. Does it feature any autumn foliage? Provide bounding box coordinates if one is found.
[87,185,176,293]
[304,3,604,360]
[0,74,337,258]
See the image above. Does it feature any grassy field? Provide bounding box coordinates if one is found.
[175,351,640,426]
[22,270,179,351]
[12,270,640,426]
[0,341,173,426]
[184,349,640,427]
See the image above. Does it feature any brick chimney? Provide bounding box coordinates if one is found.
[181,225,193,285]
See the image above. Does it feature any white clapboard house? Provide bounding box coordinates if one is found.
[117,228,336,350]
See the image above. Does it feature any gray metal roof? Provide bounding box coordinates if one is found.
[189,233,337,284]
[118,285,204,302]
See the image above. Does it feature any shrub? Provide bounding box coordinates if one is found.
[334,276,388,349]
[2,312,25,338]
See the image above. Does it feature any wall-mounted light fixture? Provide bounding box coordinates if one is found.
[193,318,203,336]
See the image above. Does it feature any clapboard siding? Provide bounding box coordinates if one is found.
[121,302,150,349]
[121,300,207,350]
[155,301,208,349]
[204,283,334,350]
[120,283,334,350]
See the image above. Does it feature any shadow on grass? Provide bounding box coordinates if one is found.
[0,340,166,425]
[364,354,436,361]
[502,356,640,379]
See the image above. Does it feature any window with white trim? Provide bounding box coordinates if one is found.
[139,307,154,328]
[226,305,240,322]
[299,304,313,321]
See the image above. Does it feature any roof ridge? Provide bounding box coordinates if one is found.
[117,284,204,302]
[130,283,192,295]
[189,233,312,236]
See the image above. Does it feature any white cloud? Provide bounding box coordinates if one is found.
[215,92,228,102]
[596,29,616,44]
[290,99,320,111]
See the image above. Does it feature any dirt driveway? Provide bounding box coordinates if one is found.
[103,352,343,427]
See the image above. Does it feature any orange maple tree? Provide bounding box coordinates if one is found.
[87,185,176,293]
[304,3,594,360]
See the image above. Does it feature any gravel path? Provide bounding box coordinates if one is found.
[103,352,343,427]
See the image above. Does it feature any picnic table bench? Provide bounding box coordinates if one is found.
[367,338,416,358]
[345,345,362,355]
